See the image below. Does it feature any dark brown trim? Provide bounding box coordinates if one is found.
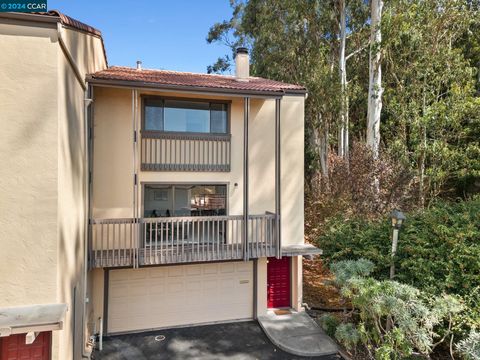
[103,269,109,335]
[275,99,282,258]
[141,94,232,104]
[87,77,307,97]
[243,97,250,261]
[142,131,231,141]
[253,258,258,319]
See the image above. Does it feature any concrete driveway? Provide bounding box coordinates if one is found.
[93,321,341,360]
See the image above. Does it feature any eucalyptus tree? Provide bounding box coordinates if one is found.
[381,0,479,205]
[366,0,384,160]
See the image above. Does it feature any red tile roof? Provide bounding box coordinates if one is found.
[87,66,307,95]
[38,10,102,37]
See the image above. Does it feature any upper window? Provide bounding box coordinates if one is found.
[144,98,228,134]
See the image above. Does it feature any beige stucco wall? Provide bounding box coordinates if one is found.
[0,21,59,306]
[0,18,106,360]
[92,88,304,232]
[56,27,106,360]
[90,87,305,320]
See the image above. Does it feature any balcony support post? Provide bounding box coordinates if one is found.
[275,98,282,258]
[243,97,250,261]
[132,89,139,268]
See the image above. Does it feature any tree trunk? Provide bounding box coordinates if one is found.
[419,81,427,208]
[314,114,329,178]
[338,0,349,159]
[366,0,384,160]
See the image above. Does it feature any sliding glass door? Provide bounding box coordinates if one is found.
[143,184,227,245]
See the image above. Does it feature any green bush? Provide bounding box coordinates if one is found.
[317,198,480,299]
[330,260,464,359]
[316,198,480,342]
[318,313,341,337]
[456,330,480,360]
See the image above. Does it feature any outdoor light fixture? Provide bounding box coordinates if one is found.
[390,209,406,229]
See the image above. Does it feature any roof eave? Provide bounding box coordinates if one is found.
[0,11,58,25]
[86,76,307,97]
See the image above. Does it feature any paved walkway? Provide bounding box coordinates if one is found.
[258,310,339,357]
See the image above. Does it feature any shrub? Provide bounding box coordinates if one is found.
[456,331,480,360]
[335,323,360,351]
[329,260,464,359]
[317,198,480,297]
[318,313,341,337]
[316,198,480,340]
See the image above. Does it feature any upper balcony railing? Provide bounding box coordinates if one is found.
[141,132,231,172]
[89,213,278,268]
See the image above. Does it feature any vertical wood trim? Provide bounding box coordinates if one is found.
[243,97,250,261]
[132,90,139,268]
[275,98,282,258]
[253,258,258,319]
[103,269,109,335]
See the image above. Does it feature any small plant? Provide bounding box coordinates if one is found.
[335,323,360,351]
[456,331,480,360]
[330,258,375,287]
[318,313,341,337]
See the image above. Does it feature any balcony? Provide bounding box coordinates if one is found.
[89,213,278,268]
[141,132,231,172]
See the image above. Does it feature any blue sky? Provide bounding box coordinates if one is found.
[48,0,233,73]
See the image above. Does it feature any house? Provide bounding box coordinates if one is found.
[0,10,320,360]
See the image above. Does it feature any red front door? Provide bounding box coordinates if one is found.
[267,257,291,308]
[0,332,51,360]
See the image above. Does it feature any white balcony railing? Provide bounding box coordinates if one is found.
[89,213,278,268]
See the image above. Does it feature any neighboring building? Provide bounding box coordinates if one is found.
[0,11,106,360]
[0,10,319,360]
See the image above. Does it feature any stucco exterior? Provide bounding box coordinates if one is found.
[0,15,106,360]
[89,86,305,324]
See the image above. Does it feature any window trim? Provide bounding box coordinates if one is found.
[141,95,231,136]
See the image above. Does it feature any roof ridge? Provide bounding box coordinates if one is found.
[107,66,285,83]
[108,65,237,79]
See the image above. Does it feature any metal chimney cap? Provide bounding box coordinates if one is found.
[236,47,248,55]
[136,60,142,70]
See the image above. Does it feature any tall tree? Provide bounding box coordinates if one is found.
[366,0,384,159]
[338,0,348,158]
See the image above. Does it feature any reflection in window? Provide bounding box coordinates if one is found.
[143,98,228,134]
[144,184,227,217]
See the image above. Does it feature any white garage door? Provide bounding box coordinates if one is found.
[108,261,253,333]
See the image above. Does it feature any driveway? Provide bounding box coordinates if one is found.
[93,321,341,360]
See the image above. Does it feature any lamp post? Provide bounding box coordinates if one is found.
[390,209,406,279]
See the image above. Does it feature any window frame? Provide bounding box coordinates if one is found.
[141,95,231,136]
[142,182,229,218]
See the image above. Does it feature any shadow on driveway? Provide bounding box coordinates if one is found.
[93,321,341,360]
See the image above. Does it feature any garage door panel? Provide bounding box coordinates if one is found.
[203,264,218,274]
[185,265,202,276]
[108,262,253,333]
[220,262,235,273]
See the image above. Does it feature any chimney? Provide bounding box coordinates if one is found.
[235,47,249,81]
[136,60,142,71]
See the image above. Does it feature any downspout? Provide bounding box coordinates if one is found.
[57,23,86,91]
[82,85,93,358]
